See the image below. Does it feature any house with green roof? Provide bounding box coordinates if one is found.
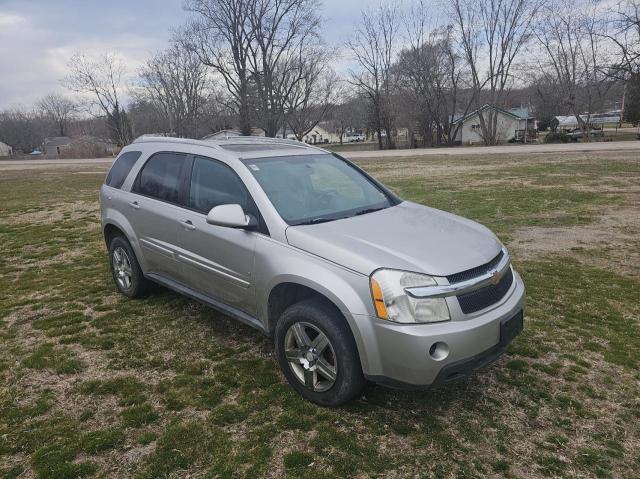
[452,105,536,144]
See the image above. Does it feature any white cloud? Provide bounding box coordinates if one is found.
[0,0,370,109]
[0,13,26,28]
[0,0,187,109]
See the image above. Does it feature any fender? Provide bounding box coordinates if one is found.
[262,272,371,320]
[102,208,148,272]
[255,237,377,372]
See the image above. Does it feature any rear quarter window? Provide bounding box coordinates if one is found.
[133,152,187,204]
[105,151,142,188]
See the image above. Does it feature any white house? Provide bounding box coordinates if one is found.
[206,125,341,144]
[0,141,13,157]
[202,128,266,140]
[452,105,536,144]
[286,124,340,144]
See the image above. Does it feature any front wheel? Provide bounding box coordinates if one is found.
[274,299,365,406]
[108,236,150,298]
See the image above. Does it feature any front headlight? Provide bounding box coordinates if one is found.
[370,269,450,323]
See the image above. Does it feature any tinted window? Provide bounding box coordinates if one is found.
[189,157,254,214]
[135,152,186,203]
[105,151,141,188]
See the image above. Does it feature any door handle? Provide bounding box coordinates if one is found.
[182,219,196,231]
[128,201,140,210]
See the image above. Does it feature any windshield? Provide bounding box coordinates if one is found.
[242,154,395,225]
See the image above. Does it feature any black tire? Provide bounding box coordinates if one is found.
[108,235,150,298]
[274,298,365,406]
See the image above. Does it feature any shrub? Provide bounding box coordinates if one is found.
[544,132,570,143]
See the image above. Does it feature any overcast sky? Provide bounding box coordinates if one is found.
[0,0,362,109]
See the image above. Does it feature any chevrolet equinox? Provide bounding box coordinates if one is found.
[100,136,525,406]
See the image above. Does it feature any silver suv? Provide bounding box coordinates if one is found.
[100,136,525,405]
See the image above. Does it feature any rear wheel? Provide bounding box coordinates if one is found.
[108,236,150,298]
[275,299,365,406]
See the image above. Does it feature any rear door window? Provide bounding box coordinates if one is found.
[133,152,187,204]
[105,151,142,188]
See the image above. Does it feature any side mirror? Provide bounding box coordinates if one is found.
[206,204,257,229]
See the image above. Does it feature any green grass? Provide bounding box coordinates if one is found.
[1,153,639,477]
[120,404,159,428]
[22,343,85,374]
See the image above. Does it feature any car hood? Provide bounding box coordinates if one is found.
[285,201,502,276]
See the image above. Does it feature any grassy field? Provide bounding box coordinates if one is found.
[0,150,639,478]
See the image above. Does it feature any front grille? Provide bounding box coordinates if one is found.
[456,268,514,314]
[447,250,504,284]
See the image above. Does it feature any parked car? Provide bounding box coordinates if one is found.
[101,137,525,406]
[566,127,604,141]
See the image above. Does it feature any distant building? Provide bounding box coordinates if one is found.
[43,136,117,158]
[203,128,266,140]
[452,105,536,144]
[304,125,340,144]
[0,141,13,157]
[553,111,622,130]
[43,137,72,158]
[72,136,118,157]
[284,124,341,144]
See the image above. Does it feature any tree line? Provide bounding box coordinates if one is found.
[1,0,639,153]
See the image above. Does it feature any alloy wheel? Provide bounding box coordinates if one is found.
[284,321,338,392]
[112,246,133,290]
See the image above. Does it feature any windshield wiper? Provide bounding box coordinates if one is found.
[354,207,386,216]
[295,217,337,226]
[296,207,386,225]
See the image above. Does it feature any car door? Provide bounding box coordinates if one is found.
[176,155,259,316]
[126,151,190,283]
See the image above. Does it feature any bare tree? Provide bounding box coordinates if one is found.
[182,0,254,135]
[398,2,472,145]
[64,52,132,146]
[198,88,239,134]
[247,0,322,137]
[128,98,171,136]
[37,93,77,137]
[607,0,640,79]
[331,95,366,145]
[0,108,49,153]
[526,73,565,131]
[138,43,209,138]
[534,0,613,139]
[624,73,640,124]
[347,4,399,149]
[606,0,640,124]
[285,54,338,140]
[451,0,540,144]
[183,0,321,137]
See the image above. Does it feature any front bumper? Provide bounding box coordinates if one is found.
[353,270,526,388]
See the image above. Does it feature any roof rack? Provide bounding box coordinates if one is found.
[205,135,318,149]
[132,135,222,150]
[131,134,325,154]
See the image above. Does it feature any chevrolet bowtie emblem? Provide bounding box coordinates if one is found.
[490,270,501,285]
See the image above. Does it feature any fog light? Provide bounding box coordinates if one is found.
[429,342,449,361]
